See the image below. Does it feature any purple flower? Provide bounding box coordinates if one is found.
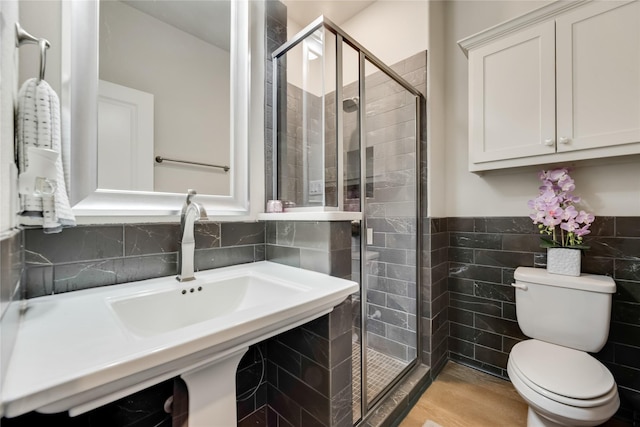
[561,205,578,221]
[530,211,545,224]
[528,167,594,248]
[560,219,578,233]
[557,174,575,192]
[575,225,592,237]
[549,168,568,181]
[576,210,594,225]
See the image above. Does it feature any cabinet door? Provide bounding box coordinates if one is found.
[556,0,640,152]
[469,21,556,164]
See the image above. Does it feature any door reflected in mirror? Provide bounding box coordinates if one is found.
[98,0,231,195]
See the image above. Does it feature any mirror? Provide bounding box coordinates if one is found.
[63,0,258,217]
[98,0,230,195]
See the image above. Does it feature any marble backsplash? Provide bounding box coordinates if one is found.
[23,222,265,298]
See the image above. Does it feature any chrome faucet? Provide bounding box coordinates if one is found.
[177,189,207,282]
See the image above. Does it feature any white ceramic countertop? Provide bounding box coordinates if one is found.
[1,262,358,418]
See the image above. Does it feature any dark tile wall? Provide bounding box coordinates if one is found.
[237,344,269,426]
[279,83,303,206]
[23,222,265,298]
[266,221,352,278]
[278,49,427,367]
[446,216,640,421]
[265,300,353,427]
[422,218,449,374]
[265,220,354,427]
[281,83,326,207]
[265,0,287,202]
[355,53,425,363]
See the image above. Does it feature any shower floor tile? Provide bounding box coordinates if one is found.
[352,342,409,423]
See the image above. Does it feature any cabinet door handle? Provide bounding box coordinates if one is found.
[543,138,555,146]
[559,136,571,144]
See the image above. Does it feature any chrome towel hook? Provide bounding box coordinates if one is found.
[15,22,50,82]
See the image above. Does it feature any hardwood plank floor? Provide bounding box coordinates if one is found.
[398,362,631,427]
[399,362,527,427]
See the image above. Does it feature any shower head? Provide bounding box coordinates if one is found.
[343,97,359,113]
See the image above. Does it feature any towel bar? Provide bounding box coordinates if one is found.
[15,23,50,82]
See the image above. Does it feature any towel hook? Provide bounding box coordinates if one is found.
[15,23,50,82]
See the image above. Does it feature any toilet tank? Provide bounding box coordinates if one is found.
[513,267,616,352]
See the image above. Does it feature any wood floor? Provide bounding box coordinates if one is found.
[399,361,528,427]
[398,362,631,427]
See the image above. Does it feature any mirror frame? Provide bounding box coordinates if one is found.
[62,0,258,219]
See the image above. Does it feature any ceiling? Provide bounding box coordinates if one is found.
[283,0,377,27]
[121,0,231,51]
[118,0,377,51]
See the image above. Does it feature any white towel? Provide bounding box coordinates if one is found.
[17,78,75,233]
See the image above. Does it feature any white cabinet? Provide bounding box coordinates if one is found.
[556,1,640,153]
[468,21,556,163]
[460,0,640,172]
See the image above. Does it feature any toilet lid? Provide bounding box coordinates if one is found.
[510,340,615,400]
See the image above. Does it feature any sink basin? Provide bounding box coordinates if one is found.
[109,274,308,337]
[1,262,358,421]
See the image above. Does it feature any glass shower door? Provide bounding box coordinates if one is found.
[361,57,418,406]
[271,18,422,424]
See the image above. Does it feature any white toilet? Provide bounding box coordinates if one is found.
[508,267,620,427]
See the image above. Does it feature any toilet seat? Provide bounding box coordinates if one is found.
[509,340,617,407]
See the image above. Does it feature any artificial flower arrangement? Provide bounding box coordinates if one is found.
[528,168,594,250]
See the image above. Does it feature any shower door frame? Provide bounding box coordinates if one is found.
[272,17,423,424]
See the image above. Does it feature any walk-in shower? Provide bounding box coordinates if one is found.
[272,17,422,425]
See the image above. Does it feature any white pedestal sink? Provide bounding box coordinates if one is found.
[0,262,358,423]
[181,347,248,427]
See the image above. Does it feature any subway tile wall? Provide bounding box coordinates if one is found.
[342,52,428,365]
[266,221,352,278]
[0,230,23,386]
[422,219,449,374]
[23,222,265,298]
[446,216,640,421]
[358,54,424,363]
[265,301,353,427]
[264,0,287,202]
[265,220,354,427]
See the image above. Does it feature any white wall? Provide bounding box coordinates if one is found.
[285,1,429,93]
[332,0,640,218]
[18,1,62,94]
[0,0,18,233]
[3,1,61,231]
[100,1,230,196]
[442,0,640,217]
[427,1,446,218]
[341,1,429,68]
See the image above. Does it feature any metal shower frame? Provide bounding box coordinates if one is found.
[272,15,424,425]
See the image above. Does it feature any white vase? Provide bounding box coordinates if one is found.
[547,248,581,276]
